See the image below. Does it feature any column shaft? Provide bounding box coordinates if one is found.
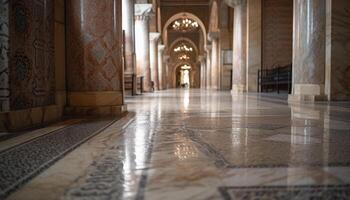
[206,48,212,89]
[149,33,160,90]
[134,4,153,92]
[158,45,165,90]
[200,58,206,89]
[122,0,135,74]
[246,0,261,92]
[66,0,125,115]
[290,0,326,101]
[232,0,247,93]
[211,38,219,89]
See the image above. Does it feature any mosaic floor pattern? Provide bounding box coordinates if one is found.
[4,89,350,200]
[0,118,114,199]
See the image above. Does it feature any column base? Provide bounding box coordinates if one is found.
[65,105,127,117]
[231,84,246,94]
[288,84,327,102]
[0,105,62,132]
[288,94,328,102]
[65,91,127,116]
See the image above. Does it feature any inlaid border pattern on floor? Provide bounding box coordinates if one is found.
[0,118,115,199]
[218,185,350,200]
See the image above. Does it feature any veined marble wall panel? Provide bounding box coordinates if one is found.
[66,0,123,92]
[328,0,350,100]
[0,0,10,111]
[9,0,55,110]
[262,0,293,69]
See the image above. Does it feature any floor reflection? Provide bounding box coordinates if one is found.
[125,89,350,199]
[7,89,350,200]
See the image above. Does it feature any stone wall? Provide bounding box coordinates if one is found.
[55,0,66,109]
[262,0,293,69]
[0,0,61,132]
[9,0,55,110]
[0,0,10,111]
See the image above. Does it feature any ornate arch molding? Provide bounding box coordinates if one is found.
[162,12,207,50]
[168,37,199,57]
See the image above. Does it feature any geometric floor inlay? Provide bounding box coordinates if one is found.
[219,185,350,200]
[0,119,114,199]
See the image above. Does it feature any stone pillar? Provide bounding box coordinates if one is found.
[246,0,261,92]
[164,55,170,89]
[135,4,153,92]
[158,44,165,90]
[230,0,247,93]
[198,56,206,89]
[66,0,126,116]
[206,46,212,89]
[325,0,350,100]
[149,32,161,90]
[122,0,135,74]
[209,32,220,90]
[289,0,327,102]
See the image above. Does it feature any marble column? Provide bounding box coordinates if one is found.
[246,0,261,92]
[289,0,327,102]
[198,56,206,89]
[229,0,247,93]
[209,32,220,90]
[325,0,350,100]
[66,0,126,116]
[206,46,212,89]
[149,32,161,91]
[158,45,165,90]
[122,0,135,74]
[135,4,153,92]
[164,55,171,89]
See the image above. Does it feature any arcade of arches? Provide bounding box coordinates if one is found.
[0,0,350,199]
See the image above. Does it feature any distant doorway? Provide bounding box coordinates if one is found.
[176,64,192,88]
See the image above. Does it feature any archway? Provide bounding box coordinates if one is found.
[168,37,199,56]
[162,12,207,50]
[175,63,193,88]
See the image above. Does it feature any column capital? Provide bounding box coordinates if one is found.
[134,4,153,20]
[224,0,242,8]
[208,31,220,41]
[149,32,161,42]
[206,45,212,52]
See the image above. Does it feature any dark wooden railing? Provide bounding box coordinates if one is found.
[258,64,292,94]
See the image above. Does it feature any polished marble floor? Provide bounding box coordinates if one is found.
[3,89,350,199]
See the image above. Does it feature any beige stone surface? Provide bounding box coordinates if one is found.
[67,91,123,107]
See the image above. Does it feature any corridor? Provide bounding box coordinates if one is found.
[5,89,350,199]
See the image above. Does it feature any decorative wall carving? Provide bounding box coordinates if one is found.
[0,0,10,111]
[9,0,55,110]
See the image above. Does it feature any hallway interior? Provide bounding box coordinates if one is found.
[1,0,350,199]
[2,89,350,199]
